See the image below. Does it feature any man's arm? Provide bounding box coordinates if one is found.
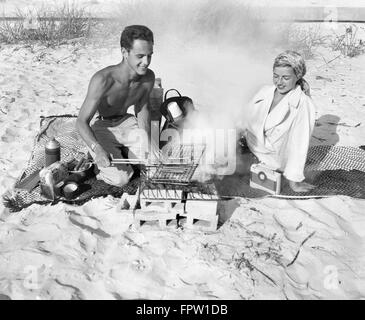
[76,72,111,167]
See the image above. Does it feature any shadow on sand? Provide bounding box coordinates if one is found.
[312,114,340,146]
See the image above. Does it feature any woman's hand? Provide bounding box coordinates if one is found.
[289,180,315,193]
[94,144,110,168]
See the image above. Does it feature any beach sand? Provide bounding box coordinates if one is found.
[0,4,365,299]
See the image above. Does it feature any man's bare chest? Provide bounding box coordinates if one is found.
[103,82,145,109]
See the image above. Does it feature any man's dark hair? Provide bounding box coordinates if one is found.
[120,25,154,51]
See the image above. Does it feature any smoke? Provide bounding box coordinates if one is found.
[107,0,299,177]
[101,0,298,130]
[134,1,278,127]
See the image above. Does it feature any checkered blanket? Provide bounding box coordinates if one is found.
[3,115,365,212]
[216,145,365,199]
[3,115,139,212]
[306,145,365,172]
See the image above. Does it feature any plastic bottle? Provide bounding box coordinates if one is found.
[45,137,61,167]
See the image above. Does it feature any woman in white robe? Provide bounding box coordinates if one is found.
[244,50,316,192]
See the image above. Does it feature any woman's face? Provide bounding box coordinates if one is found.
[273,66,298,94]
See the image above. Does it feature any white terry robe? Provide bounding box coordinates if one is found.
[244,85,316,182]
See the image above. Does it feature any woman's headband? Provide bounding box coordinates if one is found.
[273,50,306,79]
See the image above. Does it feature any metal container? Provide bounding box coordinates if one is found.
[45,137,61,167]
[166,101,183,122]
[150,78,163,109]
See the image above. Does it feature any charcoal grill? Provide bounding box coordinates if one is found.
[112,143,218,201]
[145,143,205,186]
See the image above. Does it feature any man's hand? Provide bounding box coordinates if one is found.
[94,144,110,168]
[289,180,315,193]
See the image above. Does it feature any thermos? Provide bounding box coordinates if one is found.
[45,137,60,167]
[149,78,163,121]
[150,78,164,160]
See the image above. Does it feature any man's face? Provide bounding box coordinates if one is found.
[123,39,153,76]
[273,66,298,94]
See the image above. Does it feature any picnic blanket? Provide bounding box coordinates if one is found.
[3,115,365,212]
[3,115,140,212]
[215,145,365,199]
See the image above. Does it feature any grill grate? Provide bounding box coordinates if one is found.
[145,144,206,186]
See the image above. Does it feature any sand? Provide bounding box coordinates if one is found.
[0,3,365,300]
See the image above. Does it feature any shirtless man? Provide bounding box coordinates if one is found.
[76,25,155,187]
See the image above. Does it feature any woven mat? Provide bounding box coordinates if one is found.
[3,115,139,212]
[3,115,365,212]
[215,145,365,199]
[215,169,365,199]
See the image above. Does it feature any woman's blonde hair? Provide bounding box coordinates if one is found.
[273,50,310,96]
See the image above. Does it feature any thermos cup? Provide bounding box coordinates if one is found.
[45,137,61,167]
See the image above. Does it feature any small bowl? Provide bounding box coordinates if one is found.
[63,181,79,200]
[68,162,94,182]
